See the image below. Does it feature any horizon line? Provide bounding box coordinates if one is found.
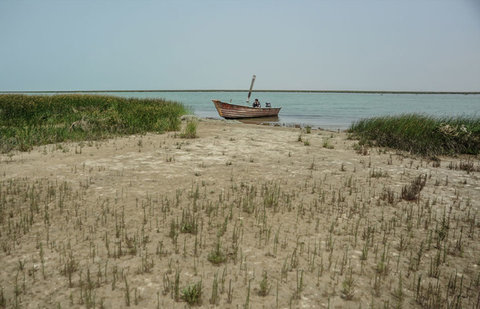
[1,89,479,95]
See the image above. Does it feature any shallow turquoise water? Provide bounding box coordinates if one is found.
[32,91,480,130]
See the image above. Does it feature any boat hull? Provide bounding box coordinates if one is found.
[212,100,281,119]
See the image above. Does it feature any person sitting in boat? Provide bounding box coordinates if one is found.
[253,99,261,108]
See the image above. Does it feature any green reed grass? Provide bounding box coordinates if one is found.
[0,94,188,152]
[349,114,480,156]
[180,119,198,139]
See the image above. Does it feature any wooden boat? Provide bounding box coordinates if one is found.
[212,75,282,119]
[212,100,281,119]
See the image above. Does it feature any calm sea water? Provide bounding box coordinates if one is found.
[40,91,480,130]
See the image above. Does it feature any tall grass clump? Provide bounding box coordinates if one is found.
[349,114,480,156]
[0,94,188,152]
[180,119,198,139]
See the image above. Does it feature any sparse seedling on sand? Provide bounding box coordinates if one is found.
[207,238,226,265]
[182,281,202,305]
[258,270,271,296]
[341,269,355,300]
[0,116,479,309]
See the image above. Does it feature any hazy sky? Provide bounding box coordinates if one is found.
[1,0,479,91]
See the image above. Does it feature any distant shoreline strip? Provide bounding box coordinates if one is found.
[1,90,479,95]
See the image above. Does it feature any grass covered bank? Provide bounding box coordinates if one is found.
[349,114,480,156]
[0,94,188,152]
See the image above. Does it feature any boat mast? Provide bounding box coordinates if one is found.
[246,75,256,104]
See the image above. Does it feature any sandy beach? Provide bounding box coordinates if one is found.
[1,118,479,308]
